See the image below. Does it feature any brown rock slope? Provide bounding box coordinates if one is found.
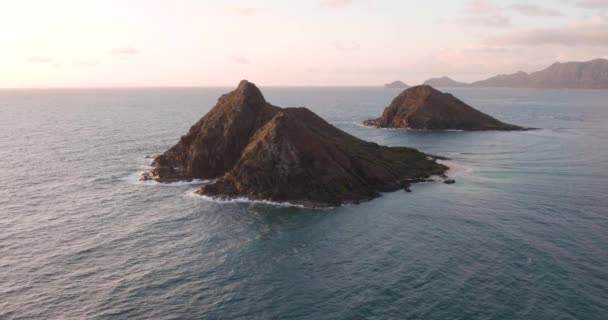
[143,80,448,207]
[363,85,525,131]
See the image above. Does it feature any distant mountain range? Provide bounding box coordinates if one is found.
[419,58,608,89]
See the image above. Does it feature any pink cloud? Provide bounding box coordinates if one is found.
[467,0,498,13]
[457,14,511,27]
[458,0,511,28]
[232,56,250,64]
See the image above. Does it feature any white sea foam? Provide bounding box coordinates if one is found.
[182,189,340,209]
[119,171,212,186]
[354,122,465,132]
[184,190,310,208]
[437,159,474,176]
[119,155,213,186]
[353,121,401,130]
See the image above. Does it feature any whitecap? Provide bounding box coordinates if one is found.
[353,122,466,132]
[437,159,475,176]
[119,171,212,186]
[192,193,306,208]
[184,189,336,209]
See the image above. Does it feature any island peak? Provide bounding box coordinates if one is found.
[235,80,266,104]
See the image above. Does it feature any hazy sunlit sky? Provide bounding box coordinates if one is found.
[1,0,607,87]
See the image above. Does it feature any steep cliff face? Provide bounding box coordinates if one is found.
[143,81,280,182]
[527,59,608,89]
[144,81,448,207]
[363,85,525,131]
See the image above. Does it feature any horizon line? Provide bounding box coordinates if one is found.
[0,84,407,90]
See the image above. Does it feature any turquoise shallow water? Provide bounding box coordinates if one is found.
[1,87,607,319]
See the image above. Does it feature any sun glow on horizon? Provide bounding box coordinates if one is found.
[1,0,606,88]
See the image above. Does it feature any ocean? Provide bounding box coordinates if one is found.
[1,86,607,319]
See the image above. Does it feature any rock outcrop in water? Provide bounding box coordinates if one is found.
[143,80,448,207]
[384,80,409,89]
[363,85,525,131]
[423,76,469,87]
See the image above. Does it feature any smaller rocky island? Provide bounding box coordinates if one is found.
[143,81,449,207]
[364,85,527,131]
[384,80,409,89]
[423,76,469,87]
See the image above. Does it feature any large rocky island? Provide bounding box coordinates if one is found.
[363,85,525,131]
[143,81,448,207]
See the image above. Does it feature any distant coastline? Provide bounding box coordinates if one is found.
[416,58,608,90]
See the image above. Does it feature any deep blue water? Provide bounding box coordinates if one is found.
[1,86,607,319]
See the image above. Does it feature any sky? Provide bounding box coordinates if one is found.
[1,0,607,87]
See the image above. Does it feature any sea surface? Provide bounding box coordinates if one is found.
[1,86,607,319]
